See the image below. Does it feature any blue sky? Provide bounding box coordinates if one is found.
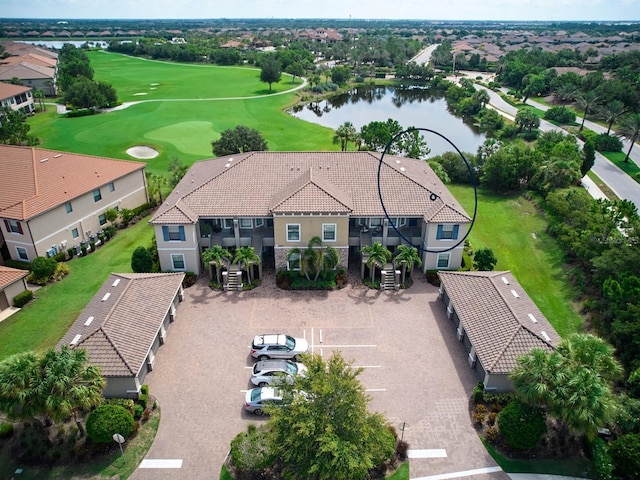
[2,0,639,21]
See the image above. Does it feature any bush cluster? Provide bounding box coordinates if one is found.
[86,404,135,444]
[66,108,96,118]
[497,400,547,450]
[543,106,576,124]
[310,82,338,93]
[594,133,623,152]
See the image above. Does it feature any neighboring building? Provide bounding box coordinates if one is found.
[438,270,562,392]
[150,151,471,276]
[0,82,35,114]
[0,42,58,96]
[0,145,148,262]
[0,265,28,313]
[58,273,185,398]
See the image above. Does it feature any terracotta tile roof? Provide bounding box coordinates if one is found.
[438,271,561,375]
[0,82,32,101]
[58,273,185,377]
[0,62,55,81]
[151,152,470,224]
[0,265,29,290]
[0,146,145,221]
[1,53,57,68]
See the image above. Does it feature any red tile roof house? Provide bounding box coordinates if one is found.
[0,82,35,115]
[0,146,148,263]
[0,265,28,317]
[438,271,561,392]
[150,151,471,279]
[58,273,185,398]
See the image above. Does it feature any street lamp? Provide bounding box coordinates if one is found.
[113,433,125,465]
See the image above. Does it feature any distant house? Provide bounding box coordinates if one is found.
[58,273,185,398]
[150,151,471,278]
[0,265,28,314]
[0,82,35,114]
[438,271,561,392]
[0,146,147,263]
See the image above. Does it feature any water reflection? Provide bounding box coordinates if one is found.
[290,85,485,157]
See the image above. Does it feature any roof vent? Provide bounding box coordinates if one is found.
[396,160,401,164]
[527,313,538,323]
[400,167,406,172]
[501,276,509,285]
[541,331,551,342]
[510,289,520,298]
[54,153,62,158]
[40,158,48,163]
[84,316,94,326]
[225,163,231,168]
[112,278,120,287]
[101,292,111,302]
[70,334,82,346]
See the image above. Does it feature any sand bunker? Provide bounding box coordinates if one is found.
[126,146,159,159]
[150,83,160,86]
[133,92,148,96]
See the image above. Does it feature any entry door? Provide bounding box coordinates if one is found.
[0,291,9,311]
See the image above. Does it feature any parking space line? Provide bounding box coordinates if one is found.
[411,466,502,480]
[408,449,447,458]
[139,459,183,469]
[317,344,377,348]
[365,388,387,392]
[352,365,381,369]
[319,329,323,343]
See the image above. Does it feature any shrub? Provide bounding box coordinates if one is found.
[519,130,539,141]
[628,368,640,398]
[395,439,409,461]
[139,384,149,408]
[0,422,14,438]
[609,433,640,480]
[183,272,197,288]
[487,412,498,425]
[30,256,57,280]
[106,398,135,414]
[543,106,576,124]
[472,382,485,404]
[497,400,547,450]
[4,259,31,270]
[132,202,153,218]
[476,404,488,414]
[89,241,96,252]
[486,426,499,442]
[53,252,66,263]
[133,404,144,420]
[591,437,613,480]
[595,133,623,153]
[131,246,153,273]
[67,247,75,259]
[230,424,276,471]
[51,262,69,281]
[86,404,135,444]
[80,245,87,256]
[13,289,34,308]
[104,225,116,239]
[66,108,95,118]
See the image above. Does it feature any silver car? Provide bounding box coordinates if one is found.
[250,334,309,360]
[251,359,308,386]
[244,387,283,415]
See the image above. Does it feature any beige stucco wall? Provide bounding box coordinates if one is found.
[483,373,514,393]
[2,278,27,307]
[273,215,349,247]
[1,169,147,262]
[154,224,201,275]
[421,221,469,271]
[103,376,141,399]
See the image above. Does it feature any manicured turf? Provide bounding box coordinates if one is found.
[448,185,584,337]
[0,218,154,361]
[602,151,640,184]
[28,52,337,176]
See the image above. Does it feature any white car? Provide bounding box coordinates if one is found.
[251,359,308,386]
[250,334,309,360]
[244,387,283,415]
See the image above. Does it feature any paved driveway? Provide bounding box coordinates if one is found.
[130,271,507,480]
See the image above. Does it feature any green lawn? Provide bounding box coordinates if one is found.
[28,52,336,176]
[601,151,640,184]
[0,218,154,361]
[448,185,583,337]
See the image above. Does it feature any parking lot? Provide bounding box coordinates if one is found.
[130,272,507,480]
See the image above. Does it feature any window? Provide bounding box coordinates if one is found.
[93,189,102,202]
[72,228,79,239]
[286,224,300,242]
[358,218,367,226]
[108,182,115,192]
[437,253,450,269]
[287,252,300,271]
[370,218,383,226]
[4,219,23,234]
[171,254,185,270]
[16,247,28,261]
[98,214,107,226]
[436,224,459,240]
[240,218,253,228]
[65,201,72,213]
[224,219,233,229]
[255,218,264,228]
[390,218,406,228]
[322,223,337,242]
[162,225,185,241]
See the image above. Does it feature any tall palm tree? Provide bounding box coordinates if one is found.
[333,121,357,151]
[617,113,640,163]
[40,347,105,435]
[394,244,423,285]
[557,333,623,383]
[553,84,578,109]
[233,246,261,284]
[598,100,626,135]
[575,91,601,131]
[0,351,43,422]
[202,245,232,284]
[361,242,392,283]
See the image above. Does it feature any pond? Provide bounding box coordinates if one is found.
[290,85,486,157]
[16,40,109,49]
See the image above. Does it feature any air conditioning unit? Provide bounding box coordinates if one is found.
[438,287,444,299]
[446,305,453,319]
[147,351,155,371]
[468,353,477,368]
[159,327,167,345]
[169,305,176,322]
[456,327,464,342]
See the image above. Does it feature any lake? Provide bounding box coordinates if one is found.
[290,85,486,157]
[16,40,109,49]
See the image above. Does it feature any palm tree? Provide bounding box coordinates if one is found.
[575,91,601,131]
[617,113,640,163]
[39,347,105,435]
[202,245,232,284]
[0,351,43,422]
[553,84,578,109]
[598,100,626,135]
[233,246,261,284]
[34,89,45,112]
[333,121,357,151]
[473,89,490,109]
[394,244,422,285]
[361,242,392,283]
[557,333,623,383]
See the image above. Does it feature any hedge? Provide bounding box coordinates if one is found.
[4,259,31,271]
[13,290,34,308]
